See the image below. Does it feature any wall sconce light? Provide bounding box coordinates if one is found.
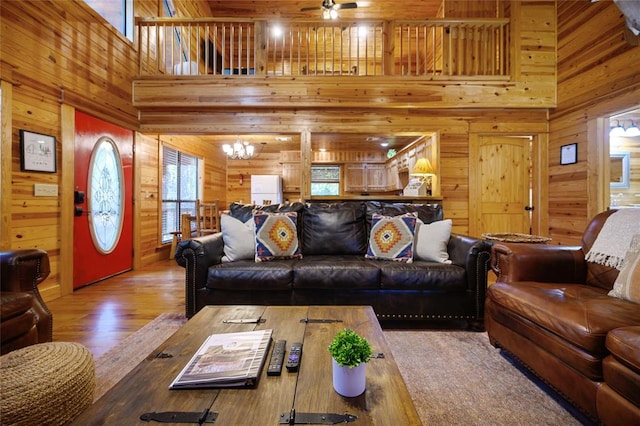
[610,120,626,137]
[626,121,640,137]
[610,119,640,138]
[222,137,255,160]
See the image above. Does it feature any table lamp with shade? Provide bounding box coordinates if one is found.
[403,158,435,196]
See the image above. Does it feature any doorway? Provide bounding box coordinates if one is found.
[469,134,541,237]
[73,111,134,289]
[606,107,640,210]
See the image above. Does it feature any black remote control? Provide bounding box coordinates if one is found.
[267,340,286,376]
[286,342,303,372]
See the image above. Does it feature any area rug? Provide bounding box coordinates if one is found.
[93,313,187,401]
[385,330,589,425]
[94,314,589,424]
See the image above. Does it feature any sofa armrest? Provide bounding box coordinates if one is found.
[175,233,225,318]
[0,249,52,343]
[448,234,493,323]
[491,242,587,284]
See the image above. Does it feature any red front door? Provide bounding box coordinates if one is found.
[73,111,133,289]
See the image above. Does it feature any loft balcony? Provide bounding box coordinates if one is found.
[133,17,555,115]
[137,18,510,78]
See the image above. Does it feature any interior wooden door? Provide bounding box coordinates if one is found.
[73,111,133,289]
[470,135,531,236]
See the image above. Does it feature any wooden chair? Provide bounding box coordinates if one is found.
[195,200,219,236]
[181,213,196,240]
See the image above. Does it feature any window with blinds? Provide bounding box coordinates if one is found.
[161,146,200,244]
[311,165,341,196]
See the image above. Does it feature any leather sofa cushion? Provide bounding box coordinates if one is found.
[293,255,379,289]
[229,202,305,229]
[302,202,367,255]
[1,292,33,321]
[365,201,443,230]
[1,293,37,353]
[206,260,294,290]
[379,261,466,290]
[607,326,640,375]
[603,356,640,407]
[488,281,640,354]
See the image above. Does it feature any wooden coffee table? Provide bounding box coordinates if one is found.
[73,305,421,425]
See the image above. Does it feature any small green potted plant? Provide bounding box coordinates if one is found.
[328,328,373,397]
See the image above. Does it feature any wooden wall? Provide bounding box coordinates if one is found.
[0,0,213,300]
[0,0,141,301]
[548,0,640,245]
[216,108,548,235]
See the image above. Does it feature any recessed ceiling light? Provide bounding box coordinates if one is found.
[275,136,292,142]
[380,142,389,147]
[366,136,380,142]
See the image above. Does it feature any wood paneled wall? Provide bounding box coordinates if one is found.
[215,108,548,235]
[1,0,141,300]
[0,0,213,299]
[549,1,640,245]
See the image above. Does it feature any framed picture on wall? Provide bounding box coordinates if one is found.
[560,143,577,165]
[20,130,57,173]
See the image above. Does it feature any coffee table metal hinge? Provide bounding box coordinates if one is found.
[140,408,218,424]
[222,317,265,324]
[279,409,357,424]
[300,317,343,324]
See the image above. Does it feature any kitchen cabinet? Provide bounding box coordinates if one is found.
[282,163,301,192]
[345,163,387,193]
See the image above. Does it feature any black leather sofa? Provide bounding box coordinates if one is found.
[176,201,492,328]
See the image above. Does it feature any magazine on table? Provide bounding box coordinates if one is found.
[169,329,273,389]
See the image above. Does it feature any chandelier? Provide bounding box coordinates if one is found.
[222,138,255,159]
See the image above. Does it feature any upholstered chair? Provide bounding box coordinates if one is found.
[0,249,53,354]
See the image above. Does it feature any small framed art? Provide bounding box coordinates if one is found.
[20,130,57,173]
[560,143,577,165]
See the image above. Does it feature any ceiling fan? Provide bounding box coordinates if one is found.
[301,0,358,19]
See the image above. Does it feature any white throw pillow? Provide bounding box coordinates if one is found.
[221,214,255,262]
[414,219,452,263]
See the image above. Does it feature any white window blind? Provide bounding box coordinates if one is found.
[161,146,199,243]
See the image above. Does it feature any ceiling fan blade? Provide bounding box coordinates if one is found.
[300,6,322,11]
[336,3,358,10]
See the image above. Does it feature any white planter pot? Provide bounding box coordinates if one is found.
[332,358,366,397]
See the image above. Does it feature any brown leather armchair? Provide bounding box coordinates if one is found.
[486,210,640,424]
[1,249,53,354]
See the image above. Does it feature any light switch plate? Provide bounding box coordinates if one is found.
[34,183,59,197]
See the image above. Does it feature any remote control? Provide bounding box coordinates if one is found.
[286,342,303,372]
[267,340,286,376]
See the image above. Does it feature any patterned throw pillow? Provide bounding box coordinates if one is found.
[608,234,640,304]
[254,210,302,262]
[365,213,417,263]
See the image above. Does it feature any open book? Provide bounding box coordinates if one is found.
[169,329,273,389]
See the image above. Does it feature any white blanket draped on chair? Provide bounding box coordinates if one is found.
[585,209,640,270]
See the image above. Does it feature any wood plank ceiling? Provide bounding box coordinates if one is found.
[204,1,444,20]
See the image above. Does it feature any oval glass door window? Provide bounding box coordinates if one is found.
[88,137,124,254]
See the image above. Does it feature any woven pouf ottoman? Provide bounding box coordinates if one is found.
[1,342,95,425]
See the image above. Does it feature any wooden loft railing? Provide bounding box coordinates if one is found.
[137,18,510,79]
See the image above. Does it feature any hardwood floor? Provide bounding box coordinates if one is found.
[46,259,184,359]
